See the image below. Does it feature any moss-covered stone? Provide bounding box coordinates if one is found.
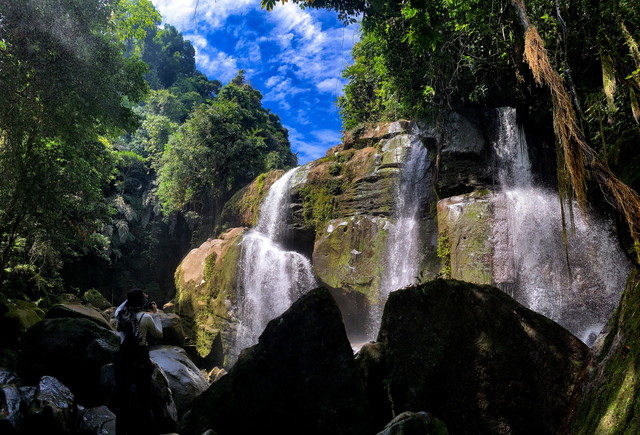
[174,227,245,364]
[220,170,284,229]
[82,289,112,310]
[569,270,640,434]
[0,298,45,348]
[437,192,494,284]
[313,216,389,301]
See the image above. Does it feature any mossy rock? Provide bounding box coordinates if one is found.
[0,298,45,349]
[437,192,493,284]
[82,289,112,310]
[569,270,640,434]
[220,170,284,229]
[313,216,389,300]
[175,227,245,364]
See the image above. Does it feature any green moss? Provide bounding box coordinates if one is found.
[436,233,451,278]
[314,217,389,301]
[299,179,347,232]
[570,271,640,434]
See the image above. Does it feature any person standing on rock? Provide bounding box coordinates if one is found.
[115,288,163,434]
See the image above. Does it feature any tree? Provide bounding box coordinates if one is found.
[157,71,296,240]
[0,0,148,296]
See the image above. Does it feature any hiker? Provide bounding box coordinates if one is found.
[114,288,163,434]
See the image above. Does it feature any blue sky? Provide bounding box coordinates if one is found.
[150,0,360,164]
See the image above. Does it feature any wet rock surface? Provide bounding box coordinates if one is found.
[149,345,209,417]
[23,376,78,435]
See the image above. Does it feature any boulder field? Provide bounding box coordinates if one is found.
[181,281,590,435]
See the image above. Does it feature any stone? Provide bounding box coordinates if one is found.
[435,110,494,197]
[0,298,45,349]
[149,362,179,433]
[79,405,116,435]
[220,170,285,228]
[313,216,389,298]
[157,312,186,346]
[377,411,449,435]
[355,342,392,431]
[149,346,209,417]
[174,227,245,362]
[377,279,590,434]
[46,302,113,330]
[207,367,227,383]
[180,288,374,435]
[0,383,23,432]
[19,317,120,407]
[437,192,493,284]
[568,270,640,433]
[82,289,112,311]
[23,376,78,435]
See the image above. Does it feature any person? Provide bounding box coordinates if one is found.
[114,288,163,434]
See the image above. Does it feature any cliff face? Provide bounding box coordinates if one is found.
[174,108,629,363]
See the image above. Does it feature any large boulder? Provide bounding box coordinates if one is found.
[435,110,494,197]
[19,317,120,407]
[0,369,23,433]
[149,346,209,417]
[22,376,79,435]
[437,192,493,284]
[220,170,285,228]
[46,303,113,330]
[569,271,640,433]
[313,216,389,297]
[377,279,590,434]
[0,297,45,349]
[79,405,116,435]
[82,289,112,311]
[157,312,186,347]
[355,342,392,431]
[149,362,179,433]
[174,227,245,362]
[180,288,374,435]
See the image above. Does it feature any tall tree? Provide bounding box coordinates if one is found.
[0,0,148,296]
[157,71,296,241]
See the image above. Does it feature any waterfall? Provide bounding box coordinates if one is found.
[368,137,430,338]
[234,167,316,357]
[491,108,628,345]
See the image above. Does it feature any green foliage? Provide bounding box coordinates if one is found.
[116,0,161,43]
[0,0,148,296]
[157,71,296,223]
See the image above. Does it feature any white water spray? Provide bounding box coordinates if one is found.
[234,168,316,357]
[491,108,628,345]
[368,136,430,338]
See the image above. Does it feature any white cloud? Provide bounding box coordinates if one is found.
[151,0,256,32]
[286,125,342,164]
[235,38,262,63]
[196,48,239,82]
[311,129,342,145]
[317,78,343,95]
[263,76,306,108]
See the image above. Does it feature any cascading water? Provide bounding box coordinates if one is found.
[368,137,431,338]
[491,107,629,345]
[234,167,316,357]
